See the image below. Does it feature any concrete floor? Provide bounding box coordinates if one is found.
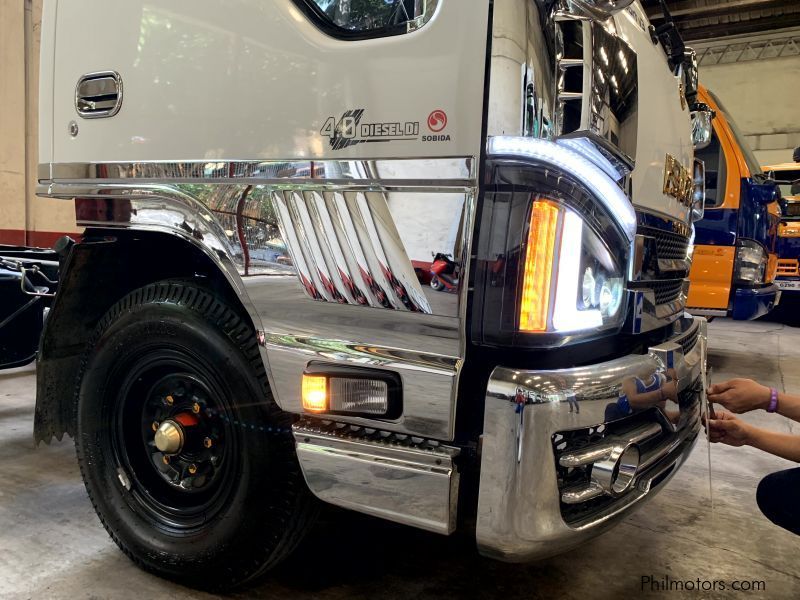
[2,319,800,599]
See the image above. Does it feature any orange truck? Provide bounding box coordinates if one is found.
[687,86,781,320]
[763,152,800,296]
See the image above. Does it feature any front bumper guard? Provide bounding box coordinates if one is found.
[476,316,706,561]
[732,284,780,320]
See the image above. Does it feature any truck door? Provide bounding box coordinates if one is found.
[687,122,737,311]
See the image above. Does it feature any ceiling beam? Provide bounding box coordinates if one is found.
[647,0,798,22]
[678,13,800,40]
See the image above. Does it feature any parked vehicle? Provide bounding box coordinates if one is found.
[687,85,781,320]
[429,252,459,292]
[0,245,61,369]
[763,153,800,295]
[13,0,711,590]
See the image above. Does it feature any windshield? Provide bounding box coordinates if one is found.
[709,91,763,177]
[771,168,800,199]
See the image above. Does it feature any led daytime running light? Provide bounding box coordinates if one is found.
[519,200,559,332]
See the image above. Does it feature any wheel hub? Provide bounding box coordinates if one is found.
[136,374,229,494]
[154,419,184,454]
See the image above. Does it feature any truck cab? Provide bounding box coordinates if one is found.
[763,155,800,294]
[687,85,781,320]
[29,0,709,589]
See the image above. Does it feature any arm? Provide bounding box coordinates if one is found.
[748,427,800,463]
[708,411,800,462]
[708,378,800,423]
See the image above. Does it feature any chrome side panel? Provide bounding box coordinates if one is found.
[40,158,476,440]
[293,419,460,534]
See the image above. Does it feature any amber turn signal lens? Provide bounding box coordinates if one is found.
[301,375,328,412]
[519,200,559,332]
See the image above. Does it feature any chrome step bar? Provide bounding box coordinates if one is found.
[560,422,663,505]
[560,406,700,505]
[292,419,460,534]
[558,422,663,468]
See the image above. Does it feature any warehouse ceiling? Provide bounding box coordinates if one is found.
[642,0,800,41]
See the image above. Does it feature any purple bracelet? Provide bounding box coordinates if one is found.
[767,388,779,413]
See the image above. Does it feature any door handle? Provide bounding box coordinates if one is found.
[75,71,123,118]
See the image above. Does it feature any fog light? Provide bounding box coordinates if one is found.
[329,378,389,415]
[302,366,398,417]
[301,375,328,412]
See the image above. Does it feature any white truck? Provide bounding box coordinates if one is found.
[23,0,712,590]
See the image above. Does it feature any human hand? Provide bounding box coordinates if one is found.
[705,411,753,447]
[707,378,771,414]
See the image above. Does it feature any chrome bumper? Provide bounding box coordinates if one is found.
[476,316,706,561]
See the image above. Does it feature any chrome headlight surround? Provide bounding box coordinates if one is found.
[734,239,768,285]
[473,138,636,348]
[565,0,636,20]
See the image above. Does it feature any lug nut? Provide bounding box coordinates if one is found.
[162,455,170,465]
[188,464,198,475]
[151,421,159,432]
[203,437,213,449]
[165,395,174,406]
[192,402,200,414]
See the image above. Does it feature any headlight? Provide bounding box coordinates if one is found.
[734,239,767,284]
[519,200,625,334]
[473,148,632,348]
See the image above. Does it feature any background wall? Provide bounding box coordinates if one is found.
[696,29,800,168]
[0,0,79,246]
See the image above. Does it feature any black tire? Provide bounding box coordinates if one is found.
[74,280,316,590]
[430,275,444,291]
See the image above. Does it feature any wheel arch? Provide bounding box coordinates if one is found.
[35,227,266,444]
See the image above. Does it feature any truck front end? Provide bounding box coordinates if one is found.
[34,0,708,585]
[765,161,800,295]
[470,0,706,559]
[688,86,780,320]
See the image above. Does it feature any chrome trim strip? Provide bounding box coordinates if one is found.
[657,257,691,273]
[293,419,459,535]
[561,482,604,504]
[476,316,706,561]
[687,308,727,317]
[39,158,476,187]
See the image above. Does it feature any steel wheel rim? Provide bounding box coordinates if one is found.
[109,349,240,531]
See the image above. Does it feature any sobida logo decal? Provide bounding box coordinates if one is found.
[320,108,450,149]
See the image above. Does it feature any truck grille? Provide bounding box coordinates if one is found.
[678,323,700,356]
[652,279,684,306]
[777,259,799,277]
[643,226,690,261]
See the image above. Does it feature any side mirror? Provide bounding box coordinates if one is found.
[691,105,714,150]
[682,49,699,107]
[568,0,636,19]
[692,159,705,222]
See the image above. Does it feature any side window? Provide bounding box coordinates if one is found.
[695,129,727,208]
[295,0,438,39]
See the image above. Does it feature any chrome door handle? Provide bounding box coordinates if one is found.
[75,71,123,118]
